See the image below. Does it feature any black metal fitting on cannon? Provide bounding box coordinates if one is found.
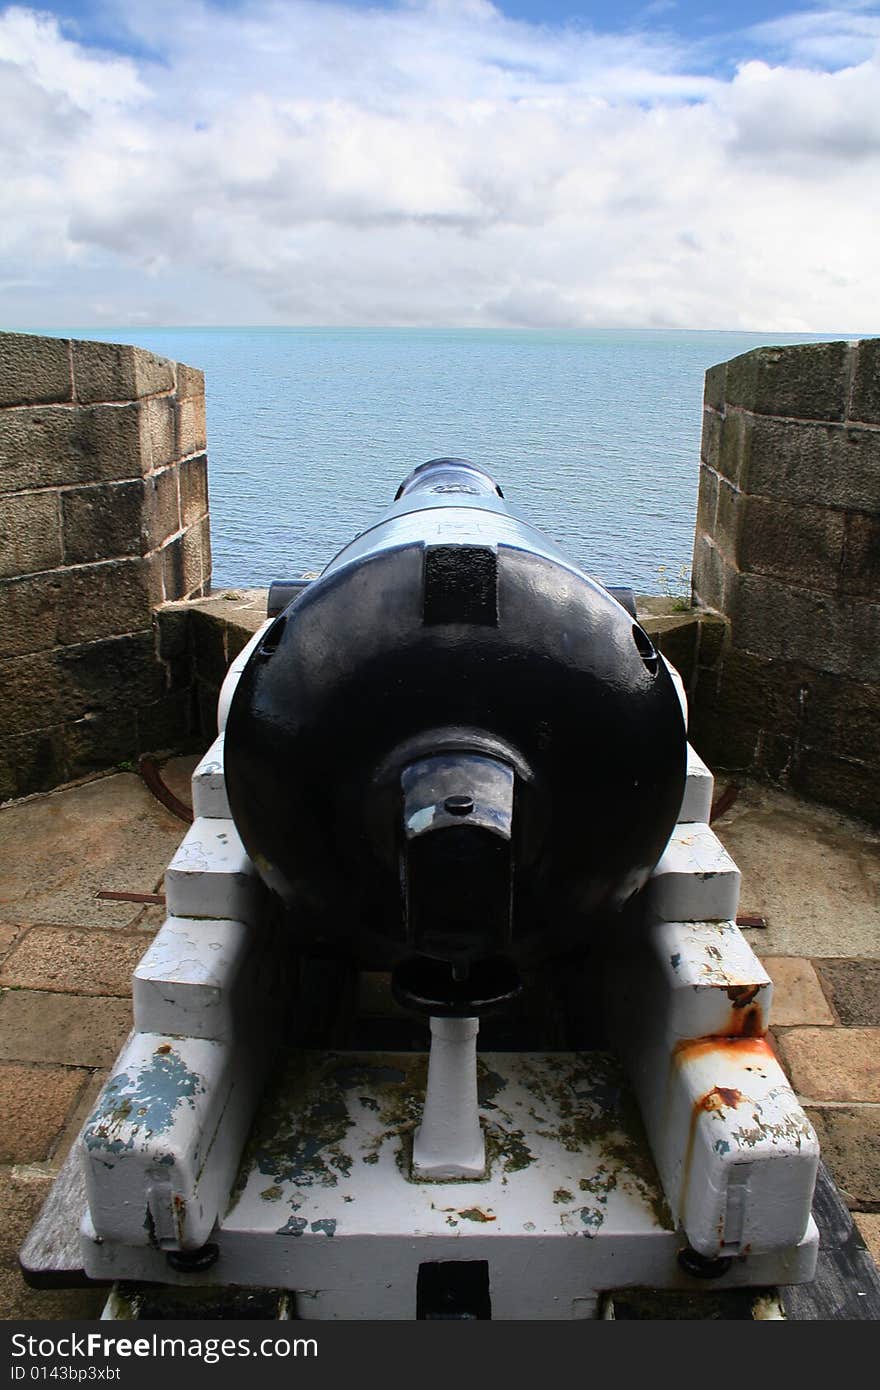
[677,1247,735,1280]
[166,1243,220,1273]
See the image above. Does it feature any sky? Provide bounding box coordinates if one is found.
[1,0,879,329]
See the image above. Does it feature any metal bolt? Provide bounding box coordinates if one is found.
[166,1243,220,1273]
[444,795,474,816]
[676,1247,734,1280]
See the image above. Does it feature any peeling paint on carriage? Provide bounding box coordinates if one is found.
[85,1047,206,1155]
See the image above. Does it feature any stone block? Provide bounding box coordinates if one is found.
[687,647,767,771]
[143,464,180,550]
[0,572,64,658]
[716,410,748,488]
[58,556,160,645]
[176,362,205,400]
[700,407,722,468]
[176,394,207,456]
[703,362,727,411]
[0,926,148,996]
[800,670,880,766]
[162,526,204,602]
[724,341,851,421]
[0,989,133,1067]
[755,730,794,781]
[196,677,220,742]
[731,572,880,681]
[695,612,727,669]
[0,727,68,801]
[60,479,145,564]
[815,960,880,1026]
[713,477,743,559]
[0,332,71,407]
[0,650,64,736]
[0,403,145,494]
[761,958,835,1027]
[57,630,168,721]
[691,531,735,614]
[0,631,168,745]
[191,608,228,684]
[72,339,174,404]
[840,511,880,599]
[155,602,191,660]
[0,1062,86,1162]
[64,710,138,779]
[743,415,880,515]
[179,452,209,527]
[139,394,177,470]
[792,749,878,825]
[225,619,255,662]
[850,337,880,425]
[645,614,698,686]
[0,488,62,581]
[776,1026,880,1102]
[137,689,195,754]
[695,463,718,538]
[805,1106,880,1210]
[199,513,212,590]
[737,495,845,592]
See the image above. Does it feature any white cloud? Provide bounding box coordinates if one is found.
[0,0,878,328]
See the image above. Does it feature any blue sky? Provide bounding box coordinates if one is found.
[2,1,879,328]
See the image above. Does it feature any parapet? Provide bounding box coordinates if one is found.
[0,332,212,801]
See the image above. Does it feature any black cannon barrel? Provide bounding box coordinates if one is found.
[224,459,687,1014]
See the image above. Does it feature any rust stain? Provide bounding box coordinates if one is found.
[155,1044,172,1055]
[701,1086,743,1113]
[173,1193,186,1243]
[673,1036,774,1066]
[722,1003,765,1038]
[726,984,761,1010]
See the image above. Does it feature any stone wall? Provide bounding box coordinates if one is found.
[0,332,212,801]
[690,339,880,823]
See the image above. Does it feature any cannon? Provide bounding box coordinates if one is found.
[22,461,821,1318]
[224,457,687,1015]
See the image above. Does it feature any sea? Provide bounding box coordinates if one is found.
[46,327,857,595]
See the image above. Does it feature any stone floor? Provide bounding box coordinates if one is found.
[0,765,877,1317]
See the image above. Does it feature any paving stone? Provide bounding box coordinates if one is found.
[0,771,186,928]
[805,1107,880,1210]
[0,924,20,959]
[761,957,835,1027]
[50,1068,112,1170]
[815,959,880,1026]
[0,1064,86,1163]
[0,1264,105,1319]
[0,927,148,996]
[715,782,880,957]
[0,1164,54,1260]
[855,1213,880,1268]
[777,1027,880,1102]
[0,991,132,1066]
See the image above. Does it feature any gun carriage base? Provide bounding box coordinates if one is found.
[21,462,820,1319]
